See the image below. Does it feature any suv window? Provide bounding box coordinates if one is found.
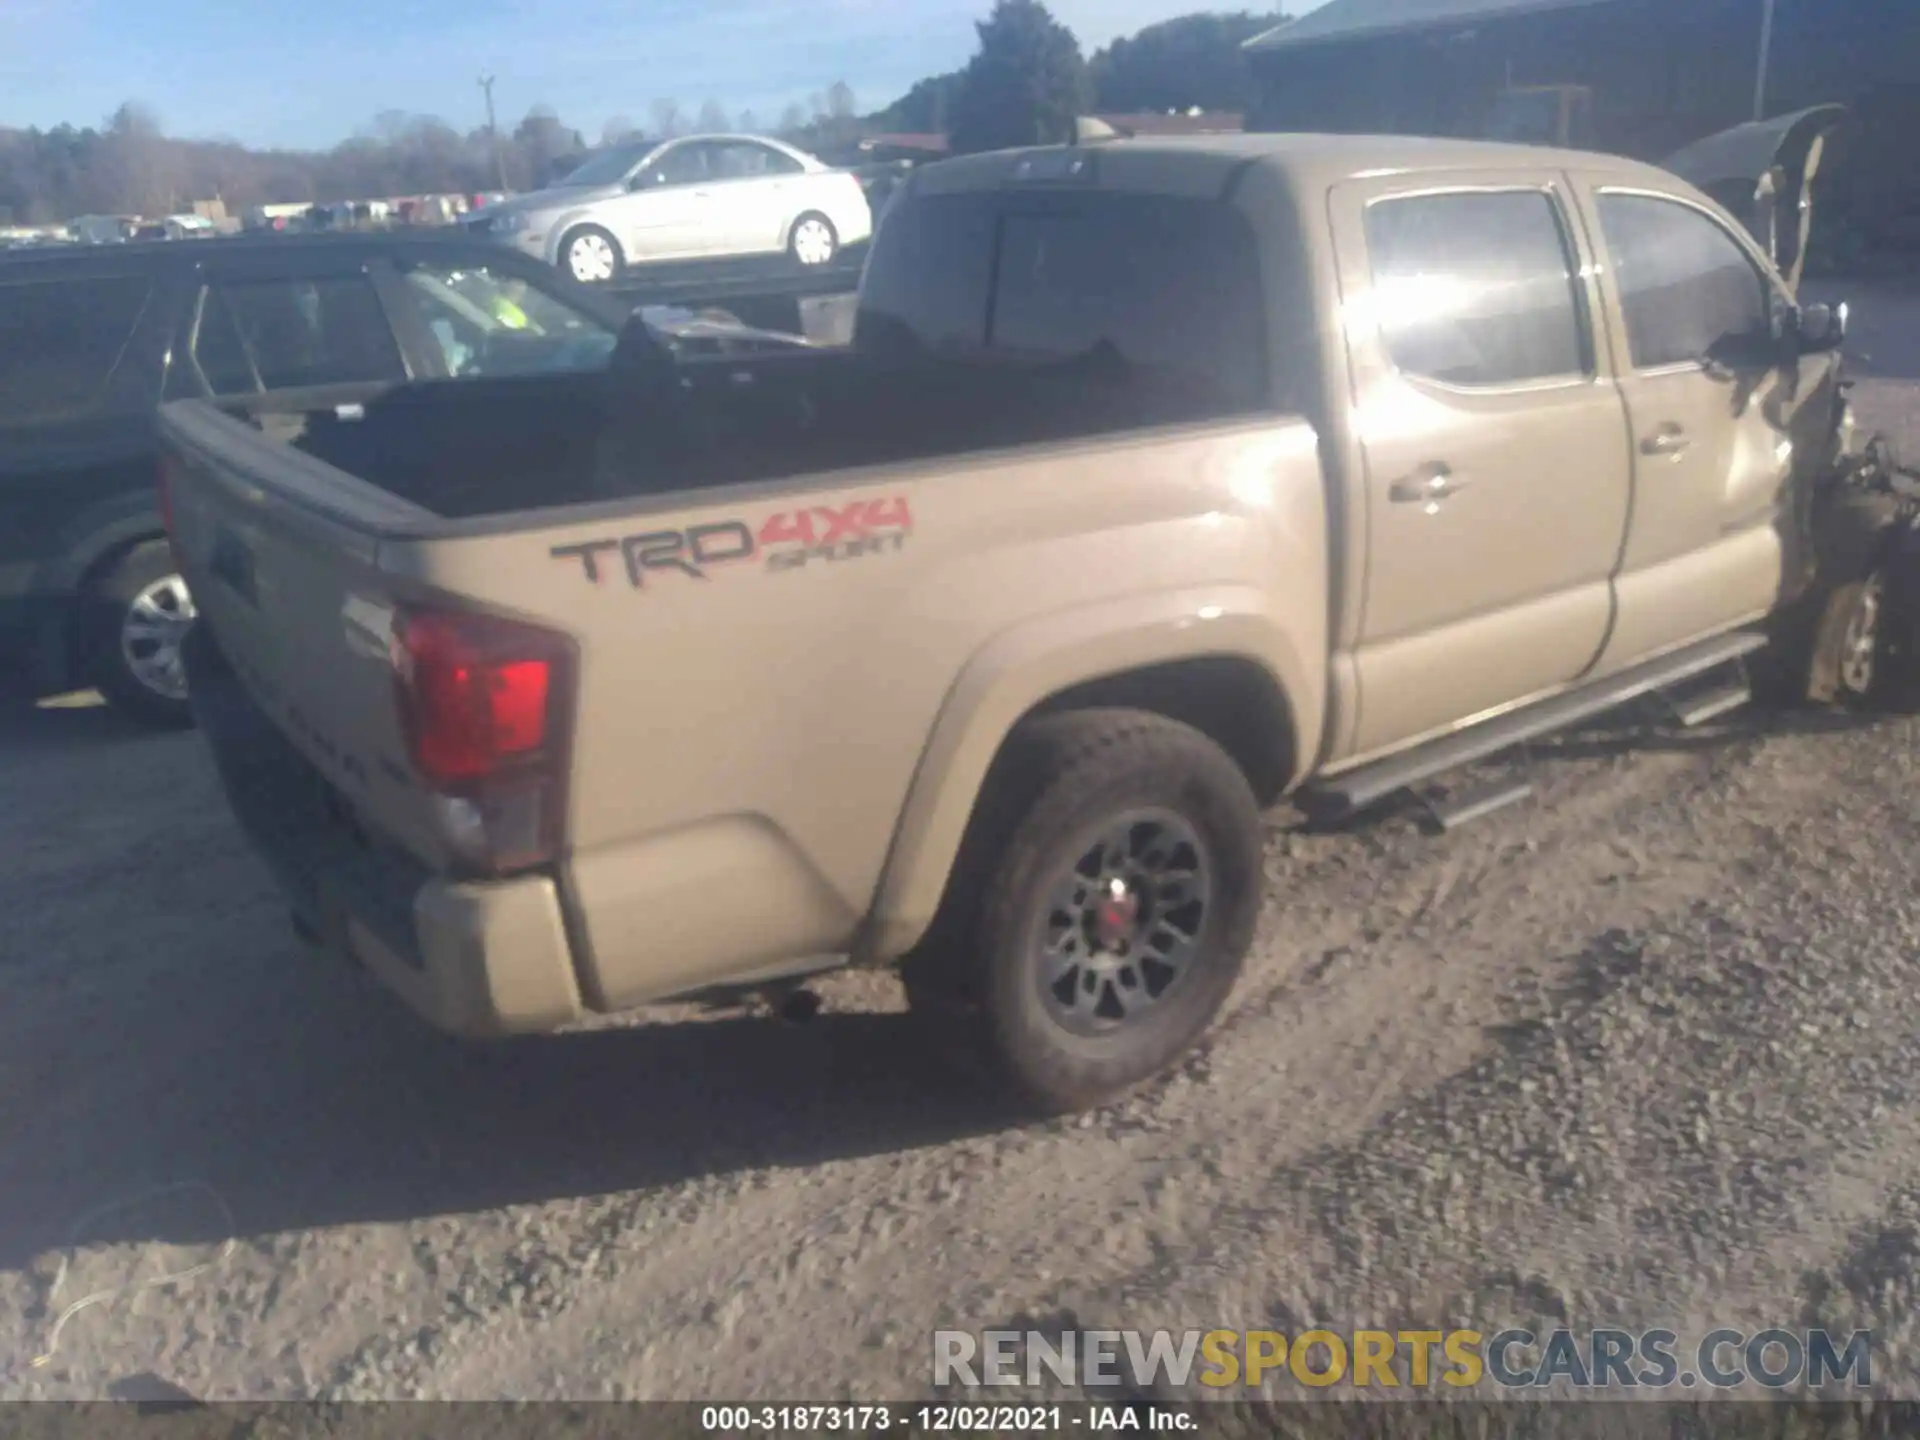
[392,261,619,378]
[1364,190,1587,387]
[858,190,1270,437]
[195,276,404,392]
[0,274,155,426]
[1597,193,1772,370]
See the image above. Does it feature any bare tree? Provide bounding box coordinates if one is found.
[696,99,732,133]
[777,102,808,135]
[649,98,684,138]
[513,105,585,189]
[736,108,760,135]
[602,115,639,145]
[101,102,182,215]
[826,80,857,119]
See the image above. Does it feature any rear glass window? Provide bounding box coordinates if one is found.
[0,275,155,425]
[197,276,405,392]
[856,190,1271,437]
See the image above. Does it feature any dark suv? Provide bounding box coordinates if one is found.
[0,232,631,726]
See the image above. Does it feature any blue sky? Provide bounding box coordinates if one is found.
[0,0,1318,151]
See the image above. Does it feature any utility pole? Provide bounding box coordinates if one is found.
[479,74,510,192]
[1752,0,1777,121]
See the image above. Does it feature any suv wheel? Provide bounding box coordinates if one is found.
[560,225,623,285]
[907,709,1263,1115]
[85,540,196,729]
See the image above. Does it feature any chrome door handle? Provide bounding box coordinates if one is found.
[1641,426,1691,457]
[1389,463,1466,505]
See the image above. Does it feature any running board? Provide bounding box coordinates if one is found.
[1670,680,1753,728]
[1426,778,1536,831]
[1303,630,1770,824]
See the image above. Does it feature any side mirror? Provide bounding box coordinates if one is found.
[1797,301,1849,353]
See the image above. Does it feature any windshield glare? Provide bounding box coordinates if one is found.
[554,144,653,188]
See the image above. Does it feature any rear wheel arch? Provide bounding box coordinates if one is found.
[863,619,1306,966]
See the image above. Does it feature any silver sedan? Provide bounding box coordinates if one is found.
[465,134,874,284]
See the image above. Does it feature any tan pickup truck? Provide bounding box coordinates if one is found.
[160,131,1890,1115]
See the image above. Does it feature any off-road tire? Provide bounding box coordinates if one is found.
[901,709,1263,1115]
[83,540,195,729]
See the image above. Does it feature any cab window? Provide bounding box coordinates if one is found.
[1363,189,1589,387]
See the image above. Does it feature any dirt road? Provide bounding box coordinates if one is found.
[3,289,1918,1404]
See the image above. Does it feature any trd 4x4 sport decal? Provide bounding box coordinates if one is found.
[551,496,913,589]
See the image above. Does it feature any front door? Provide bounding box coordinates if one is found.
[1330,175,1635,758]
[1579,184,1839,670]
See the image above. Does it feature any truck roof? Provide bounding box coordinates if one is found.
[910,131,1687,201]
[0,228,517,278]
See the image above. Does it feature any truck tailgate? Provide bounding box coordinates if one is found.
[158,399,455,869]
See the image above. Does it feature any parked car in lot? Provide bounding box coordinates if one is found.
[464,133,873,284]
[0,232,632,726]
[159,129,1900,1114]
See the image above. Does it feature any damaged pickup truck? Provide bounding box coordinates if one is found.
[159,130,1914,1115]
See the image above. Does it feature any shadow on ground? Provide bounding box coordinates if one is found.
[1,960,1013,1273]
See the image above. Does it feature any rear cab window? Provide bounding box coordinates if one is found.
[855,187,1274,447]
[0,273,159,426]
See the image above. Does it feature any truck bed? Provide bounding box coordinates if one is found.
[218,341,1255,524]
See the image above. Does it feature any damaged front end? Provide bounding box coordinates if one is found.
[1662,103,1846,294]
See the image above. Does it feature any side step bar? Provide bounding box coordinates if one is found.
[1669,679,1753,728]
[1427,778,1535,831]
[1303,629,1770,824]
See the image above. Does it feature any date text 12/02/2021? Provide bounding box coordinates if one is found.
[699,1405,1193,1433]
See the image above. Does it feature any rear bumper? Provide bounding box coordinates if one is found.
[183,625,584,1037]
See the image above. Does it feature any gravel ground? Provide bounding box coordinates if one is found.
[2,279,1919,1407]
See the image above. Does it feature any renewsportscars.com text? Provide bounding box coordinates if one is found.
[932,1327,1873,1392]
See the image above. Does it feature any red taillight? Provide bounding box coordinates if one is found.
[391,606,574,875]
[392,608,563,784]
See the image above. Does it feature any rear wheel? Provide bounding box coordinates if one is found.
[788,212,838,268]
[84,540,195,729]
[559,225,622,285]
[903,710,1263,1115]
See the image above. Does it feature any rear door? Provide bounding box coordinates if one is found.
[1329,174,1634,757]
[1578,183,1834,669]
[702,140,807,256]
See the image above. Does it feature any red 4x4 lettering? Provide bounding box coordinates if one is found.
[866,497,913,532]
[812,501,875,546]
[756,511,816,548]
